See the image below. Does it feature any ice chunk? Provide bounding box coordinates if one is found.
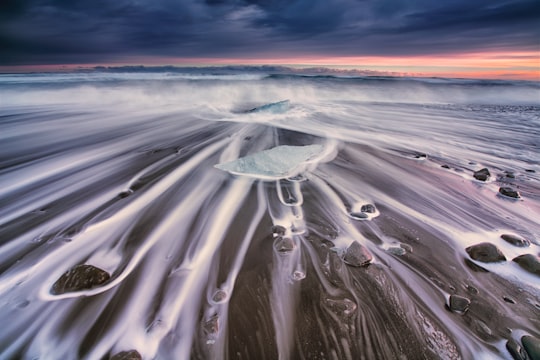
[246,100,290,113]
[215,144,325,180]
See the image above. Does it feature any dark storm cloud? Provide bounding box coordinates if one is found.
[1,0,539,65]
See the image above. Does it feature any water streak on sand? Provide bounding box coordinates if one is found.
[0,72,539,359]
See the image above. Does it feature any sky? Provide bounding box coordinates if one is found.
[1,0,539,79]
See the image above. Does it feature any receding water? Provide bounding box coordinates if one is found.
[0,71,539,359]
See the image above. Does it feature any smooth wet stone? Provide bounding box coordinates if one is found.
[203,315,219,334]
[387,247,406,256]
[506,339,529,360]
[349,211,369,219]
[343,242,373,267]
[118,190,132,199]
[473,168,491,181]
[360,204,376,213]
[499,187,521,198]
[51,264,110,295]
[441,164,451,169]
[466,242,506,263]
[212,290,227,303]
[525,169,536,173]
[274,236,295,253]
[501,234,531,247]
[503,296,516,304]
[110,350,142,360]
[522,335,540,360]
[448,295,470,315]
[512,254,540,276]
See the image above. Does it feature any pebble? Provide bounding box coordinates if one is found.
[499,187,521,198]
[349,212,368,219]
[473,168,491,181]
[441,164,451,169]
[51,264,110,295]
[343,242,373,267]
[512,254,540,276]
[466,242,506,263]
[522,335,540,360]
[110,350,142,360]
[448,295,470,315]
[506,339,528,360]
[203,315,219,334]
[274,236,295,253]
[501,234,531,247]
[360,204,376,213]
[212,290,228,303]
[387,247,406,256]
[503,296,516,304]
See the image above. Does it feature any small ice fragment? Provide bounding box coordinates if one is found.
[215,145,325,180]
[246,100,290,113]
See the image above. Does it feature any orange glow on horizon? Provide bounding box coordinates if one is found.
[1,51,538,81]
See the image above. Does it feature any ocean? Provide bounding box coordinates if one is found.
[0,69,539,359]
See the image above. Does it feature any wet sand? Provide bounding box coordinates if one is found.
[0,73,539,359]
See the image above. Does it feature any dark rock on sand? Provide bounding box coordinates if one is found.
[464,259,489,272]
[466,242,506,263]
[501,234,531,247]
[503,296,516,304]
[118,190,133,199]
[343,242,373,267]
[350,211,369,219]
[525,169,536,173]
[506,338,529,360]
[274,236,295,253]
[51,264,110,295]
[441,164,450,169]
[499,187,521,198]
[448,295,470,315]
[110,350,142,360]
[203,315,219,334]
[522,335,540,360]
[505,171,516,179]
[360,204,376,213]
[473,168,491,181]
[512,254,540,276]
[387,247,406,256]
